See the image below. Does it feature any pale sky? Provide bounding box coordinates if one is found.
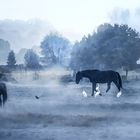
[0,0,140,41]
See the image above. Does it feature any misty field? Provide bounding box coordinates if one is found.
[0,71,140,140]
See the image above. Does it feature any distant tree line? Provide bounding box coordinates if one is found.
[0,33,72,70]
[1,23,140,79]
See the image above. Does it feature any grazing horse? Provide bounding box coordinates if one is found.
[0,83,8,107]
[76,69,122,96]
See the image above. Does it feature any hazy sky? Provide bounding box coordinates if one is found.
[0,0,140,41]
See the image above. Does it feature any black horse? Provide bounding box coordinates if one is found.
[0,83,8,107]
[76,69,122,96]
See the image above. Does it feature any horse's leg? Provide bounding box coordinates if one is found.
[106,82,111,92]
[92,82,96,96]
[113,80,120,92]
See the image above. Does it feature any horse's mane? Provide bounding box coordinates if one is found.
[80,69,100,73]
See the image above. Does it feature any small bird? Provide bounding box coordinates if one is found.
[117,91,122,98]
[35,96,39,99]
[94,84,102,97]
[82,90,88,97]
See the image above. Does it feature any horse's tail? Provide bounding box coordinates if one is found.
[2,84,8,105]
[0,96,2,106]
[116,72,122,89]
[3,89,7,105]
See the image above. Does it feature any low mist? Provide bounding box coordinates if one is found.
[11,66,72,86]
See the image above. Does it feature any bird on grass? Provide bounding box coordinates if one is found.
[35,96,39,99]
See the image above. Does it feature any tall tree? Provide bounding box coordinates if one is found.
[7,50,16,67]
[70,23,140,78]
[40,33,72,67]
[24,49,40,69]
[95,24,140,78]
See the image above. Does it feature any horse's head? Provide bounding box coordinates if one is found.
[76,71,82,84]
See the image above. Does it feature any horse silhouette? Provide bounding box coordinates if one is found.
[76,69,122,96]
[0,83,8,107]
